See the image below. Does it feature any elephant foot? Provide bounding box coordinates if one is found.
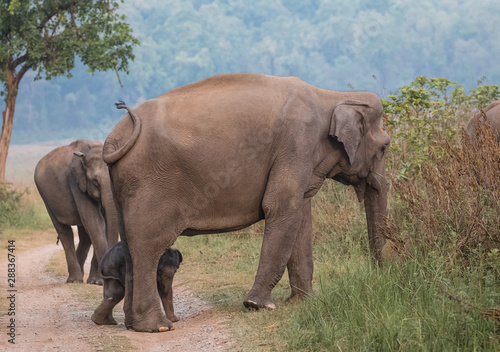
[131,313,174,333]
[66,276,83,284]
[286,293,308,305]
[286,289,311,304]
[87,276,103,285]
[166,314,180,323]
[91,312,117,325]
[243,297,277,311]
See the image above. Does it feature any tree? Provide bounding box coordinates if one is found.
[0,0,139,182]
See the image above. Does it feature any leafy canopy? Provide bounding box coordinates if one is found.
[0,0,139,95]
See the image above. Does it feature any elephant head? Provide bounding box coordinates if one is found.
[71,146,108,201]
[328,94,390,261]
[70,145,118,246]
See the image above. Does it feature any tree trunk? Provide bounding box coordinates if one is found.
[0,69,19,183]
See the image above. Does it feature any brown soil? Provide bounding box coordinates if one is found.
[0,240,233,351]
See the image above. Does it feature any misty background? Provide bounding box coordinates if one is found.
[4,0,500,144]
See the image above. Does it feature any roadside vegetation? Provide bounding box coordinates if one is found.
[2,76,500,351]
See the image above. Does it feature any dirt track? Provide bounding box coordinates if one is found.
[1,240,232,351]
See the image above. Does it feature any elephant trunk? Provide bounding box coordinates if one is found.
[363,171,388,263]
[101,187,119,247]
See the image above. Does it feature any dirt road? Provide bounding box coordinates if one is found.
[1,241,232,351]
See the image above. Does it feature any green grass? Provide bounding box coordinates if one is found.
[281,256,500,351]
[174,231,499,352]
[0,184,52,231]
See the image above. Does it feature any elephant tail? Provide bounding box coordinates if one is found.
[102,102,142,165]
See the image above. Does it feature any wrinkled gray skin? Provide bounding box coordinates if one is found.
[34,140,118,284]
[103,73,391,332]
[466,100,500,142]
[91,242,182,325]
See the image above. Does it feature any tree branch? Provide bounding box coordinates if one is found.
[38,11,58,30]
[9,54,28,71]
[38,0,79,31]
[14,64,30,86]
[114,64,124,88]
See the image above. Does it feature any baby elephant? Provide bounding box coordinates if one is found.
[91,242,182,326]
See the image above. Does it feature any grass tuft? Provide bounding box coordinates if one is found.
[284,258,499,351]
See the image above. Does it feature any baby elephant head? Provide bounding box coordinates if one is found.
[70,145,109,202]
[158,249,183,270]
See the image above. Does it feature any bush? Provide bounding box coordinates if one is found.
[384,76,500,180]
[384,84,500,269]
[0,183,50,230]
[0,183,29,229]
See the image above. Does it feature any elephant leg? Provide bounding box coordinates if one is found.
[91,278,124,325]
[244,193,305,310]
[87,251,102,285]
[53,222,83,283]
[158,267,179,322]
[76,226,91,275]
[71,185,108,262]
[45,207,82,283]
[286,199,313,303]
[76,226,102,285]
[160,289,178,323]
[123,219,176,332]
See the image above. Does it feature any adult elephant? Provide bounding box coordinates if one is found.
[466,100,500,142]
[103,73,391,332]
[35,140,118,284]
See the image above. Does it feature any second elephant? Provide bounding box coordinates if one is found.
[91,242,182,326]
[34,140,118,284]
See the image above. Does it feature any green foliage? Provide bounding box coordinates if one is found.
[5,0,500,144]
[384,76,461,179]
[0,183,51,230]
[0,182,26,229]
[384,76,500,179]
[0,0,139,92]
[468,81,500,109]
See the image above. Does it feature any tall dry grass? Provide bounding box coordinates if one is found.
[389,116,500,267]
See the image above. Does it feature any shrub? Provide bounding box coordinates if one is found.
[0,183,29,229]
[0,183,50,230]
[389,116,500,268]
[384,76,500,180]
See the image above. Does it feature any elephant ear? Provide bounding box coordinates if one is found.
[330,100,369,164]
[71,152,87,193]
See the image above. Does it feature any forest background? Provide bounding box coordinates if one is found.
[3,0,500,144]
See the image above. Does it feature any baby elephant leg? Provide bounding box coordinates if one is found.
[157,249,182,322]
[91,278,124,325]
[157,266,179,322]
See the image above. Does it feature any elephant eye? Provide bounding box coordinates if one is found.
[377,143,389,159]
[92,179,100,189]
